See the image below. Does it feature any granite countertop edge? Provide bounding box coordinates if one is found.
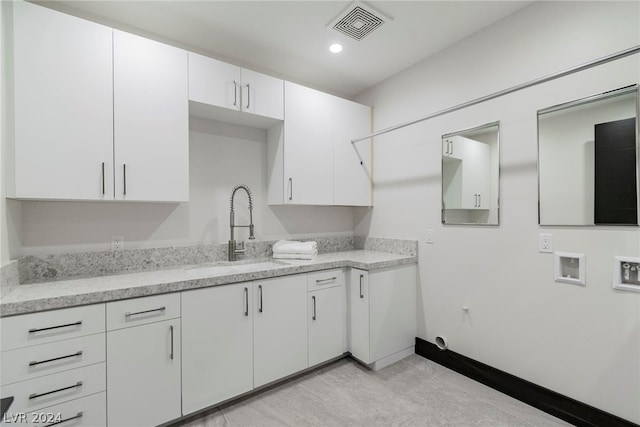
[0,251,417,317]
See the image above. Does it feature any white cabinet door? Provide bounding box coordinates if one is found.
[106,319,181,427]
[348,269,370,364]
[460,138,491,209]
[282,82,334,205]
[333,97,372,206]
[369,265,417,362]
[188,52,241,111]
[241,69,284,120]
[10,1,113,200]
[113,30,189,202]
[182,283,253,415]
[308,285,346,367]
[254,275,308,387]
[443,136,491,210]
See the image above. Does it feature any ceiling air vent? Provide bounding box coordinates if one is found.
[329,2,390,41]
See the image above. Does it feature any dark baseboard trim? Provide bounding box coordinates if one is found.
[415,337,638,427]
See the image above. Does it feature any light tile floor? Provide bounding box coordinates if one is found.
[173,355,571,427]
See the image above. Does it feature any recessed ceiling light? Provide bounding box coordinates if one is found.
[329,43,343,53]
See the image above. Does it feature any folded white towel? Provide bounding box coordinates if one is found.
[272,240,318,255]
[273,252,317,260]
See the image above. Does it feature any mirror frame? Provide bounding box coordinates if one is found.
[441,121,501,226]
[537,85,639,226]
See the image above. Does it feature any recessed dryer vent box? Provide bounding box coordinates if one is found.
[613,256,640,293]
[554,252,585,286]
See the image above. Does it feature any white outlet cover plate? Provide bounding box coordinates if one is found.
[111,235,124,251]
[426,229,434,244]
[538,233,553,253]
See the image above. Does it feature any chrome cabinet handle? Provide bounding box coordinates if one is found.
[450,140,453,156]
[169,325,174,360]
[244,287,249,316]
[245,83,251,110]
[29,351,83,367]
[124,306,166,318]
[29,382,83,400]
[101,162,105,195]
[359,274,364,298]
[29,321,82,334]
[233,80,238,107]
[288,178,293,201]
[123,164,127,195]
[45,412,83,427]
[478,194,481,207]
[258,285,263,313]
[312,295,317,320]
[315,277,337,284]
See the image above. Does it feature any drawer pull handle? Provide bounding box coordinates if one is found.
[244,287,249,316]
[359,274,364,299]
[124,306,166,318]
[29,321,82,334]
[169,325,174,360]
[45,412,83,427]
[315,277,337,284]
[29,382,83,400]
[312,295,317,321]
[258,285,263,313]
[29,351,83,367]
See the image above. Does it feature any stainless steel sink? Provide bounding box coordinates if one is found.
[185,260,288,277]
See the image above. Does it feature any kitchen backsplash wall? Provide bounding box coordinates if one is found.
[14,236,414,284]
[0,260,19,298]
[7,117,356,259]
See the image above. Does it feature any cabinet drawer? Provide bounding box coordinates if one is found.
[307,269,344,291]
[106,293,180,331]
[1,305,105,351]
[12,391,107,427]
[1,334,105,386]
[0,363,105,414]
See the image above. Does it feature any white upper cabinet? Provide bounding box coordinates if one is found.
[188,53,240,110]
[188,53,283,122]
[241,68,284,120]
[113,31,189,202]
[333,97,372,206]
[281,82,335,205]
[9,1,114,200]
[268,82,372,206]
[8,3,189,202]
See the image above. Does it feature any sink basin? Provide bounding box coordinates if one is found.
[185,260,287,277]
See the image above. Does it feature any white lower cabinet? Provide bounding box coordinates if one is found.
[106,296,181,427]
[349,265,417,368]
[182,283,254,414]
[308,285,346,367]
[19,392,107,427]
[253,275,308,388]
[307,269,347,367]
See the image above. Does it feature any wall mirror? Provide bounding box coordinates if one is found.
[442,122,500,225]
[538,85,639,226]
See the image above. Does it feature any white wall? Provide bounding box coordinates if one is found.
[13,117,354,256]
[355,1,640,423]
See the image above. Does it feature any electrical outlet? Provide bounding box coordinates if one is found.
[538,233,553,253]
[111,235,124,251]
[426,229,434,244]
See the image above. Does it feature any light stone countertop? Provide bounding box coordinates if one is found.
[0,250,416,317]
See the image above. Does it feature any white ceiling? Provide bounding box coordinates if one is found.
[36,1,533,98]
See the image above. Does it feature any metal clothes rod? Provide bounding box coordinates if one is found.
[351,45,640,144]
